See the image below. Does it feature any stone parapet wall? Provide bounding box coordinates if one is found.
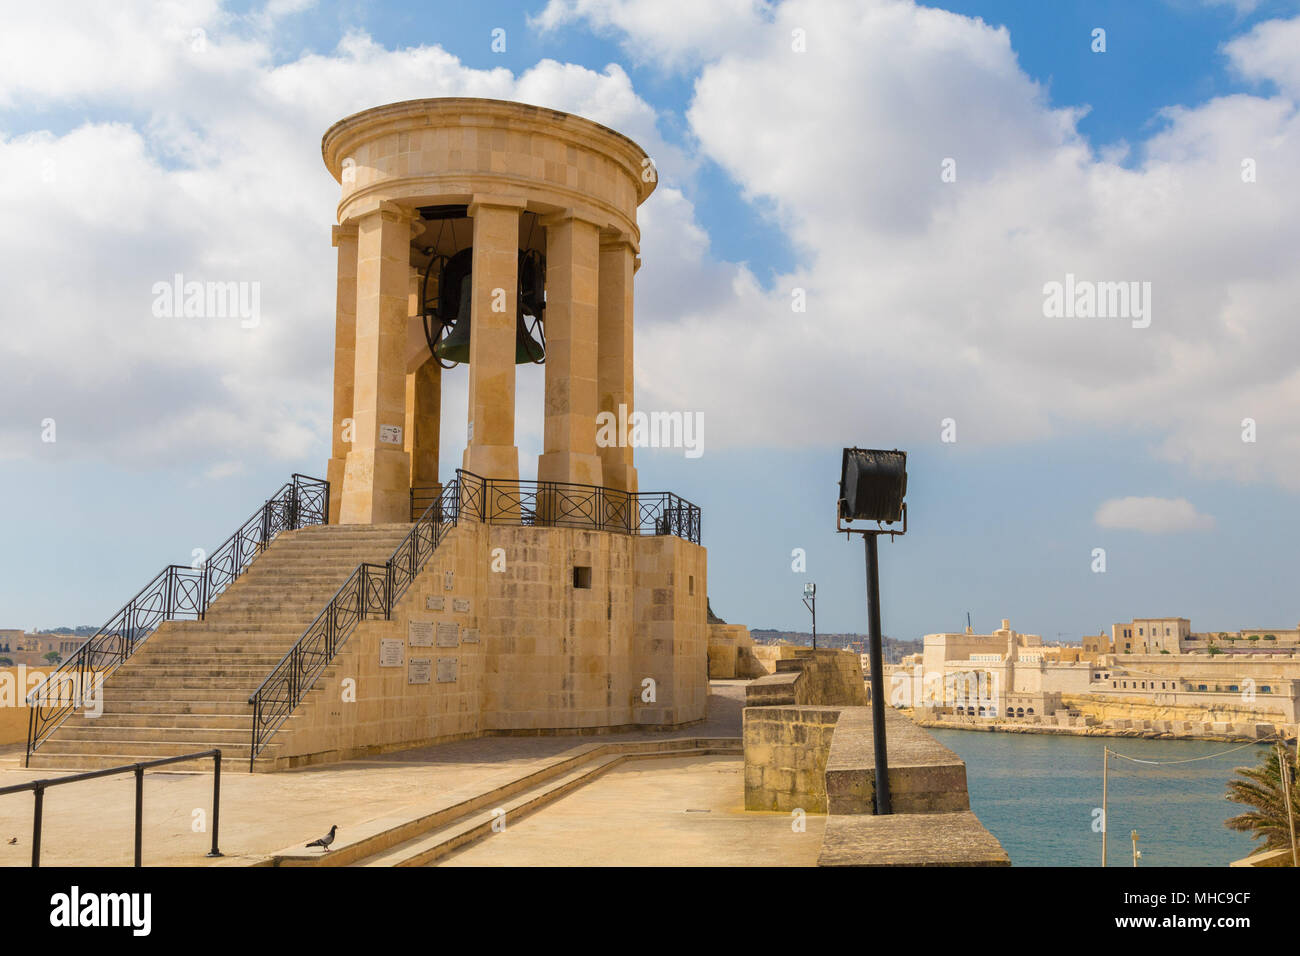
[742,705,841,812]
[745,648,867,707]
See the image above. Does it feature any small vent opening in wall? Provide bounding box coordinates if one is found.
[573,566,592,589]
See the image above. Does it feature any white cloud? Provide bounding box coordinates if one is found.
[615,0,1300,488]
[1094,496,1216,533]
[530,0,774,69]
[0,5,684,477]
[4,0,1300,500]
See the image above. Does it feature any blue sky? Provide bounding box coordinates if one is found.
[2,0,1299,643]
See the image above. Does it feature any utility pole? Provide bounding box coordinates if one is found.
[802,583,817,650]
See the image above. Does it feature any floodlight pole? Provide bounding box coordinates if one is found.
[863,533,892,815]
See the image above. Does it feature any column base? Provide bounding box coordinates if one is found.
[339,446,411,524]
[325,456,347,524]
[597,459,638,495]
[537,451,604,487]
[462,443,519,482]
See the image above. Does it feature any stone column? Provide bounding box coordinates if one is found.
[406,266,441,515]
[462,196,524,484]
[326,223,358,524]
[537,210,603,488]
[597,234,638,494]
[340,201,412,525]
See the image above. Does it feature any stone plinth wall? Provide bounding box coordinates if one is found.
[742,701,1009,866]
[272,520,708,767]
[707,624,755,679]
[746,648,868,708]
[749,644,798,675]
[743,704,971,816]
[824,707,969,814]
[742,705,841,812]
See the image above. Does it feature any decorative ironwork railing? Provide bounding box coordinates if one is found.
[248,481,460,768]
[439,470,701,544]
[25,474,329,765]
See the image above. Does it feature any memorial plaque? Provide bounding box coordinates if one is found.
[443,570,454,591]
[379,424,403,445]
[436,622,460,647]
[408,619,434,647]
[453,597,471,613]
[463,627,480,644]
[408,658,432,685]
[379,638,404,667]
[437,657,459,683]
[425,595,445,611]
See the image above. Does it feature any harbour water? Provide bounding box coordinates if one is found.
[928,729,1270,866]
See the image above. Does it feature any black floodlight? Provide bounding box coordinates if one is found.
[839,448,907,524]
[836,446,910,815]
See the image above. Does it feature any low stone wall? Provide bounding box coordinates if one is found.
[825,707,969,815]
[745,648,867,708]
[748,644,799,675]
[708,624,766,679]
[742,705,841,812]
[742,698,1008,866]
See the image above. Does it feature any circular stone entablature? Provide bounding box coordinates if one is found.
[321,97,656,238]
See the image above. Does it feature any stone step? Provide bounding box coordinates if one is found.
[61,712,251,730]
[96,688,257,702]
[98,700,252,716]
[133,647,301,660]
[52,725,253,745]
[35,737,262,758]
[203,608,328,623]
[110,665,301,678]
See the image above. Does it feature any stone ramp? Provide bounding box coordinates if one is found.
[263,737,742,867]
[27,523,415,772]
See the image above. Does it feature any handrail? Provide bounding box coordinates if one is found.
[25,474,329,765]
[448,469,702,544]
[0,749,223,866]
[247,480,460,768]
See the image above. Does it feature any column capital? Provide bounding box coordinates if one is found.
[539,206,606,231]
[467,194,528,217]
[599,231,639,255]
[332,222,359,246]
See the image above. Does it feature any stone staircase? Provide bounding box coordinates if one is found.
[27,523,415,772]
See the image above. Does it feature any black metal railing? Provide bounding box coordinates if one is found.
[248,481,459,768]
[25,474,329,764]
[0,749,223,866]
[443,469,701,544]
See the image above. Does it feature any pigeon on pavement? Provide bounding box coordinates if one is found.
[305,825,338,852]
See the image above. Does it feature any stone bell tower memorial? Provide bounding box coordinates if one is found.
[23,98,705,773]
[289,98,708,761]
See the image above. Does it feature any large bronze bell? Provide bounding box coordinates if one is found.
[427,247,546,366]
